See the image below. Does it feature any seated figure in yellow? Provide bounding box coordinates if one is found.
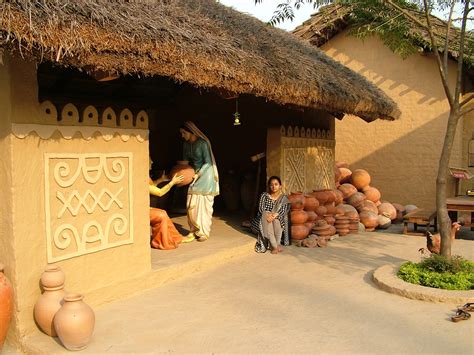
[149,173,184,250]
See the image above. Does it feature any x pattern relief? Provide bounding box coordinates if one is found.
[45,153,134,262]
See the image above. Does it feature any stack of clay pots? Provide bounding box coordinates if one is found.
[34,265,95,351]
[303,194,319,232]
[312,219,332,239]
[348,216,360,234]
[289,192,310,241]
[335,215,350,236]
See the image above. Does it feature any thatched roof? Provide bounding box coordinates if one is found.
[293,3,473,66]
[0,0,400,121]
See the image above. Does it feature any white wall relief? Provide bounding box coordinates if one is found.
[45,153,134,262]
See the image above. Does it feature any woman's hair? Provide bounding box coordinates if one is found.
[267,176,281,187]
[179,124,193,134]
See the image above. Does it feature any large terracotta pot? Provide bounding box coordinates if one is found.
[334,190,344,205]
[315,205,327,217]
[359,211,379,231]
[323,214,335,226]
[347,192,366,209]
[291,225,310,240]
[339,167,352,184]
[306,210,317,222]
[0,264,13,349]
[378,202,397,220]
[338,183,357,200]
[291,210,308,225]
[312,189,330,205]
[303,195,319,212]
[334,165,342,187]
[169,160,195,186]
[34,265,66,337]
[335,204,345,216]
[363,186,381,203]
[324,203,336,215]
[351,169,371,190]
[377,213,391,229]
[288,192,305,211]
[326,190,336,204]
[54,293,95,351]
[341,204,358,215]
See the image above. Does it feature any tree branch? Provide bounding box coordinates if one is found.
[384,0,454,106]
[461,105,474,117]
[453,1,470,110]
[442,2,455,75]
[460,93,474,107]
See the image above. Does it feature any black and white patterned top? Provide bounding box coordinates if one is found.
[251,192,290,253]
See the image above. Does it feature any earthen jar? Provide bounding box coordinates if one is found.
[291,210,308,225]
[347,192,366,209]
[358,200,378,214]
[339,167,352,184]
[291,225,310,240]
[334,190,344,205]
[288,192,305,211]
[338,183,357,200]
[0,264,13,348]
[334,165,342,187]
[306,210,317,222]
[378,202,397,220]
[377,213,391,229]
[363,186,381,203]
[335,204,345,216]
[351,169,371,190]
[314,219,328,228]
[326,190,336,204]
[324,203,336,215]
[327,225,336,236]
[303,195,319,212]
[341,204,358,215]
[315,205,327,217]
[349,217,360,234]
[359,211,379,231]
[34,265,66,337]
[404,204,418,214]
[323,214,335,226]
[312,189,330,205]
[54,293,95,351]
[304,221,315,230]
[169,160,195,186]
[374,200,382,207]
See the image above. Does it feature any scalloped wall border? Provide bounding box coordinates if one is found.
[12,124,148,142]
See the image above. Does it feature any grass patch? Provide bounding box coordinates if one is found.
[397,254,474,291]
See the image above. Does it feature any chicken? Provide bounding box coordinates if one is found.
[421,222,462,255]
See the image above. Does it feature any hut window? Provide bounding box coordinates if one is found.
[469,135,474,167]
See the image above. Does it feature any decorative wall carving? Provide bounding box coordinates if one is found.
[12,101,149,141]
[45,153,134,262]
[279,126,335,193]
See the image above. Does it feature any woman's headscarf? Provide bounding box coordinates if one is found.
[184,121,219,193]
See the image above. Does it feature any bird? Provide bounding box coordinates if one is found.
[419,221,462,255]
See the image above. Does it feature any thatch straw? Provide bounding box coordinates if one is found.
[293,3,473,66]
[0,0,400,121]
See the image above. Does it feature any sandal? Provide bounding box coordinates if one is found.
[458,303,474,312]
[451,309,471,322]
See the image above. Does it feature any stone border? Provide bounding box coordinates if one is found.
[372,264,474,303]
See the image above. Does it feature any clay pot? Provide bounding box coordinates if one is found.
[34,265,66,337]
[291,225,310,240]
[326,190,336,204]
[374,200,382,207]
[378,202,397,220]
[351,169,371,190]
[303,195,319,212]
[291,210,308,225]
[405,204,418,214]
[359,211,379,231]
[363,186,381,203]
[339,167,352,184]
[338,183,357,200]
[304,221,315,230]
[54,293,95,351]
[324,203,336,215]
[327,225,337,236]
[315,205,327,217]
[312,189,330,205]
[169,160,195,186]
[377,213,391,229]
[347,192,366,209]
[289,192,305,211]
[334,190,344,205]
[341,204,358,215]
[306,210,317,222]
[334,165,342,186]
[323,214,336,226]
[0,264,13,348]
[358,200,378,214]
[314,219,329,228]
[335,204,345,216]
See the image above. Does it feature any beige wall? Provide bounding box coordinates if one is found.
[322,33,462,209]
[2,55,151,342]
[461,107,474,193]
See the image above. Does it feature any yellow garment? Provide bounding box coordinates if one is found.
[149,181,173,197]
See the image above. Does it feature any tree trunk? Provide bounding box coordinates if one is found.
[437,108,459,258]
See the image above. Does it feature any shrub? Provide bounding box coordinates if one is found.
[397,255,474,291]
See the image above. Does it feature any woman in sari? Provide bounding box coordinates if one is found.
[251,176,290,254]
[149,173,185,250]
[179,121,219,242]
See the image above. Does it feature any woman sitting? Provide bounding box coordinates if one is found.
[251,176,290,254]
[149,174,185,250]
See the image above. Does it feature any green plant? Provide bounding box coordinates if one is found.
[397,255,474,290]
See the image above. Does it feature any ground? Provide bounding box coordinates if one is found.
[5,215,474,354]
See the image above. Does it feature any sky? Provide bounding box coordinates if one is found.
[218,0,470,31]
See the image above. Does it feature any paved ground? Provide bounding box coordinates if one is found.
[7,216,474,354]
